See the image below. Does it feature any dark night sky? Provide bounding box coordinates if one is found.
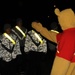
[0,0,75,18]
[0,0,75,31]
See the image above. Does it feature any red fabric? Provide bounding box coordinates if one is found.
[56,28,75,62]
[71,56,75,62]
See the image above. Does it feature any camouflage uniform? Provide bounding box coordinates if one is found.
[0,33,2,58]
[24,30,47,53]
[0,33,21,62]
[12,26,27,54]
[24,30,47,75]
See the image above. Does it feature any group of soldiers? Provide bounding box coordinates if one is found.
[0,18,47,62]
[0,18,48,75]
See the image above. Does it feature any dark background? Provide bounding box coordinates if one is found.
[0,0,75,75]
[0,0,75,31]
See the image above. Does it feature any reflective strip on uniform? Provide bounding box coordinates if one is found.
[51,30,59,33]
[3,33,16,45]
[15,26,26,37]
[32,30,43,44]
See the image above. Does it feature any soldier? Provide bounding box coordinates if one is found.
[0,23,21,62]
[24,29,47,53]
[24,29,47,75]
[0,23,21,75]
[12,18,28,73]
[12,18,27,54]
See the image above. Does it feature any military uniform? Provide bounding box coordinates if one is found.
[12,26,27,54]
[11,25,28,73]
[0,33,21,62]
[24,30,47,53]
[24,30,47,75]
